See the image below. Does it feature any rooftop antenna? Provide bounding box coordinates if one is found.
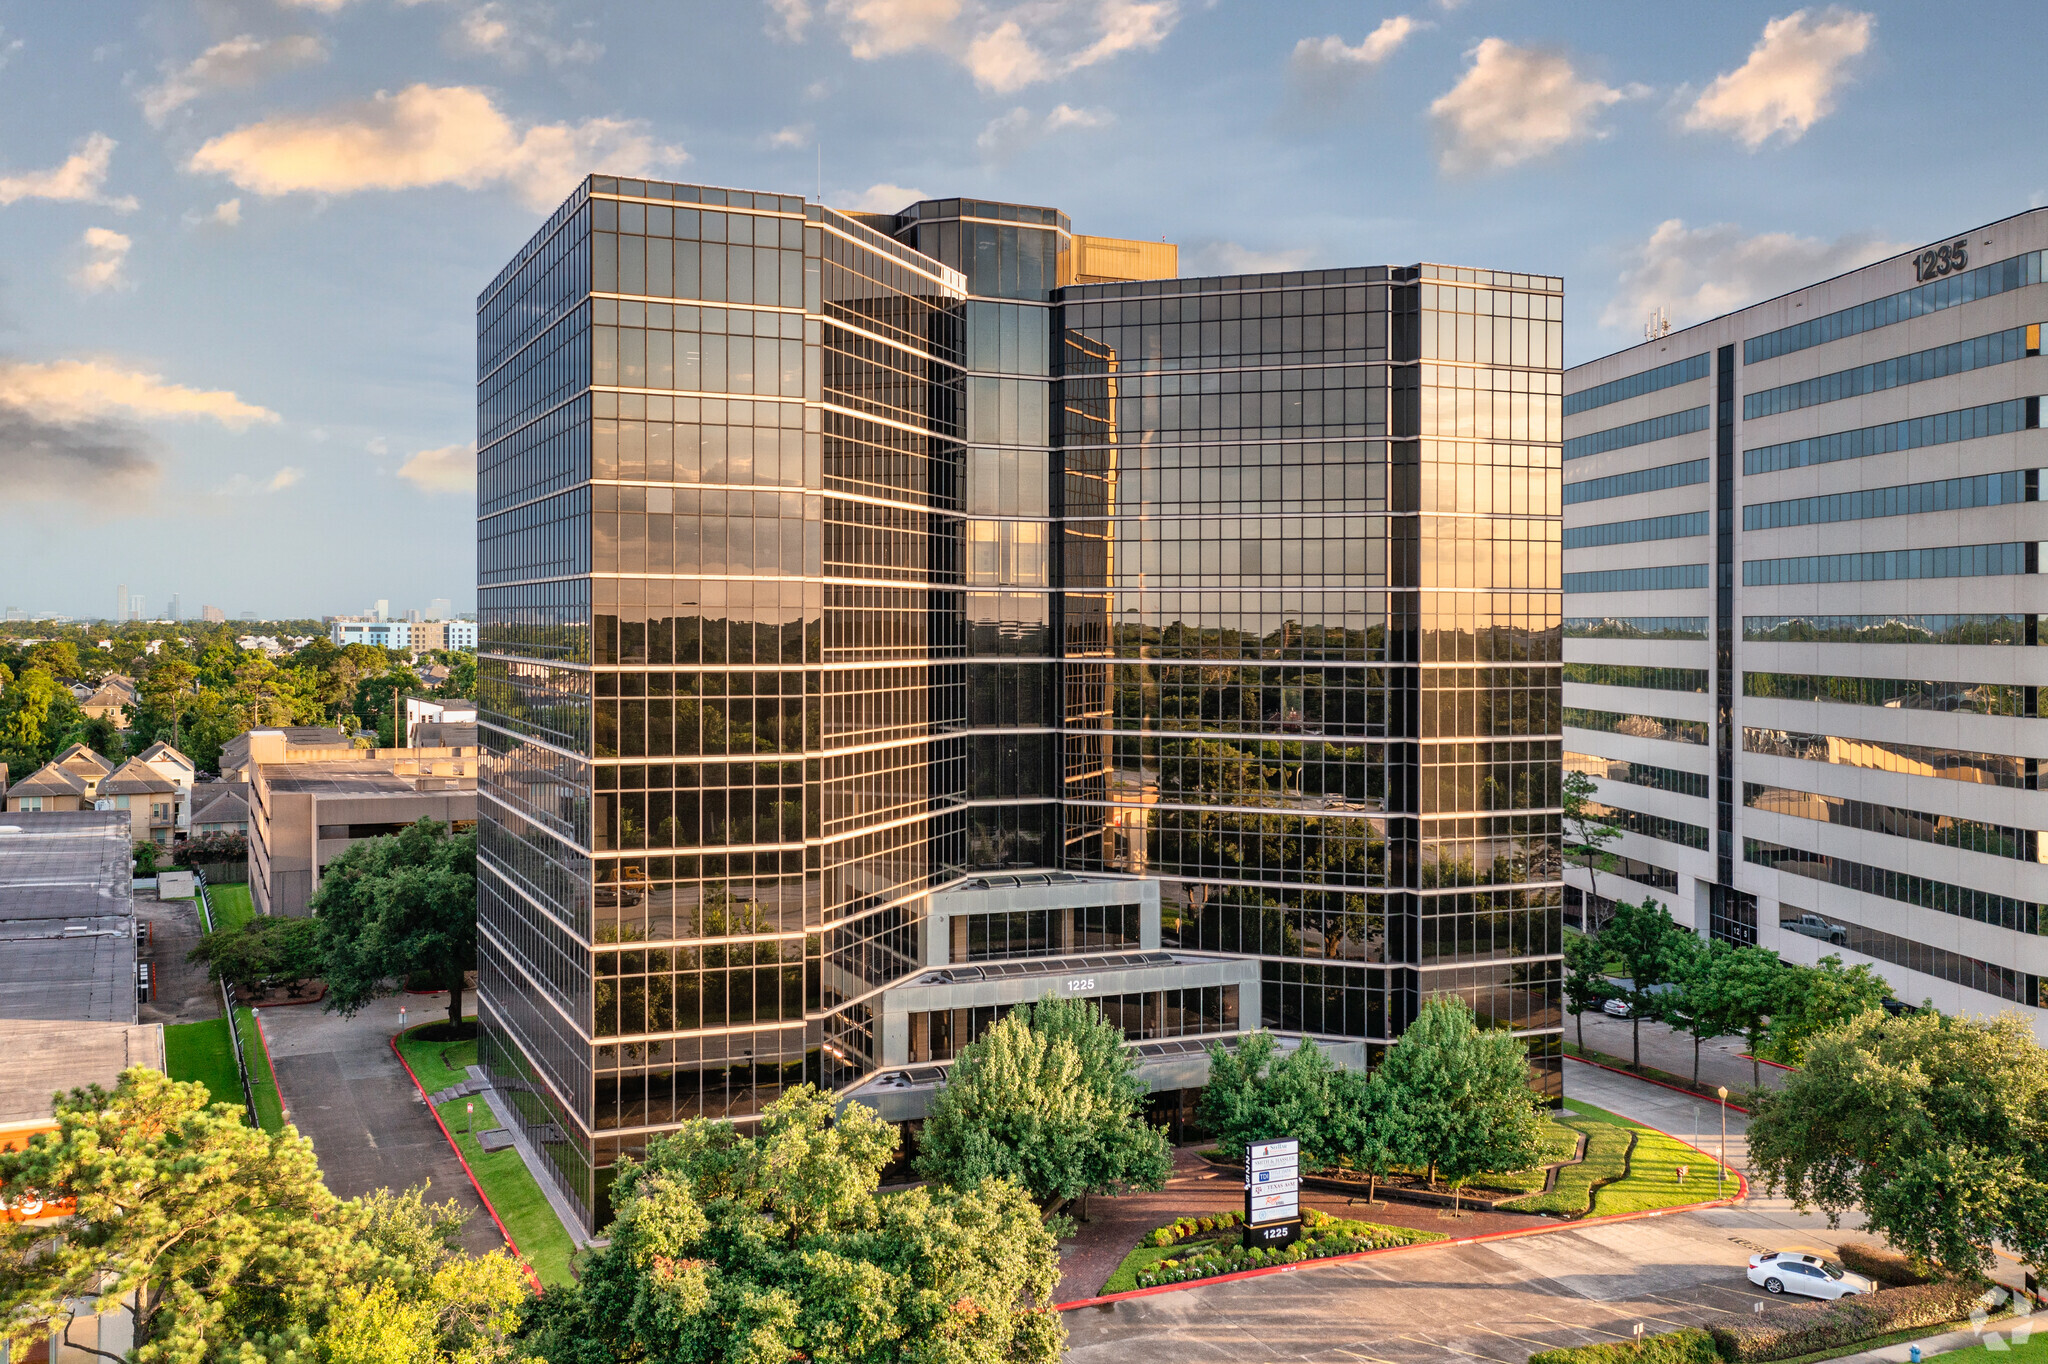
[1645,306,1671,342]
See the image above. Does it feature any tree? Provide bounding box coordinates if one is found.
[1369,995,1543,1210]
[1598,896,1687,1071]
[1561,769,1622,913]
[1747,1009,2048,1279]
[1196,1031,1357,1170]
[1323,1066,1398,1204]
[138,659,199,751]
[1763,953,1892,1065]
[190,915,326,997]
[0,1069,358,1364]
[519,1086,1064,1364]
[314,819,476,1029]
[1561,930,1611,1054]
[0,664,83,773]
[915,995,1170,1218]
[1660,937,1789,1089]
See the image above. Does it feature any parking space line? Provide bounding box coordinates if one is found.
[1648,1291,1740,1315]
[1474,1322,1560,1348]
[1398,1334,1513,1362]
[1534,1313,1633,1339]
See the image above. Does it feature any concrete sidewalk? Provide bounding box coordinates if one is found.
[259,992,504,1256]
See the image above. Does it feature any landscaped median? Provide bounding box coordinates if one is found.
[393,1019,577,1288]
[1101,1208,1446,1294]
[1502,1098,1740,1217]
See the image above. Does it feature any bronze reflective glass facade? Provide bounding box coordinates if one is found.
[476,177,1564,1229]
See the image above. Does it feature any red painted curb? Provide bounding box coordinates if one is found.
[389,1029,544,1296]
[1739,1053,1798,1072]
[1055,1084,1751,1312]
[247,1009,288,1126]
[1566,1053,1753,1113]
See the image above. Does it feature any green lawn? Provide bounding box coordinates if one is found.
[205,882,255,931]
[162,1012,285,1133]
[1503,1098,1734,1218]
[1919,1325,2048,1364]
[397,1022,576,1288]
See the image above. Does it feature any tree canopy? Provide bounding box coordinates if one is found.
[313,819,477,1028]
[1761,952,1891,1065]
[1368,995,1543,1206]
[914,995,1170,1215]
[1747,1009,2048,1278]
[521,1086,1064,1364]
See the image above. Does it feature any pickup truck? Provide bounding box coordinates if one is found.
[1783,912,1848,945]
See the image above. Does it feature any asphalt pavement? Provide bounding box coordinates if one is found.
[259,991,504,1255]
[1569,1010,1791,1095]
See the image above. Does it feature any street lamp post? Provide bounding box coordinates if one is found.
[1718,1085,1730,1196]
[466,1100,474,1138]
[399,1004,407,1038]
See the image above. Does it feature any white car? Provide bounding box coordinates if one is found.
[1748,1252,1874,1300]
[1601,997,1632,1017]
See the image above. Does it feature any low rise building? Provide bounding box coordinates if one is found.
[243,729,479,917]
[0,810,139,1023]
[331,619,411,650]
[190,783,251,838]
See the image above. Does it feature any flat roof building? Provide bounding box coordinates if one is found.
[478,175,1564,1227]
[0,810,139,1024]
[1563,208,2048,1032]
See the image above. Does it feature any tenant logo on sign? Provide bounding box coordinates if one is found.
[1243,1136,1304,1247]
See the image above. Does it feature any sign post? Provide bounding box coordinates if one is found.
[1243,1136,1303,1250]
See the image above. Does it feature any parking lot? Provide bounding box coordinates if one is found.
[1062,1063,1926,1363]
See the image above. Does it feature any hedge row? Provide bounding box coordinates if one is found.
[1147,1211,1244,1247]
[1529,1327,1720,1364]
[1134,1223,1435,1289]
[1709,1279,1989,1362]
[1835,1241,1934,1288]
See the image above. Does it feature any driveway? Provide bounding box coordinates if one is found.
[1062,1061,2006,1363]
[259,992,504,1255]
[137,894,220,1025]
[1569,1010,1790,1095]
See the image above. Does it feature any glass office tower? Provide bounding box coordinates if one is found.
[477,176,1564,1228]
[1057,268,1566,1079]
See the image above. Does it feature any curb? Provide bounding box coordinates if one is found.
[1739,1053,1798,1072]
[1056,1112,1749,1311]
[389,1029,544,1295]
[1566,1053,1753,1113]
[248,1008,289,1127]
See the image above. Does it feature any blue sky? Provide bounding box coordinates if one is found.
[0,0,2042,619]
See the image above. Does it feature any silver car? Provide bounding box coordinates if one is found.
[1748,1252,1874,1300]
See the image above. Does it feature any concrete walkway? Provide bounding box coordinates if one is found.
[259,992,504,1255]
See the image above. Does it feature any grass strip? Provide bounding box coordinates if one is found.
[235,1007,285,1133]
[397,1021,575,1289]
[1502,1098,1733,1217]
[206,882,256,931]
[163,1017,242,1113]
[1761,1318,2025,1364]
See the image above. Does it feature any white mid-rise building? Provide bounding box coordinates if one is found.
[1564,208,2048,1034]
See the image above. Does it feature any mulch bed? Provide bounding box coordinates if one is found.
[1053,1145,1556,1301]
[239,984,327,1007]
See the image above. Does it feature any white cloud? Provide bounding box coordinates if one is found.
[1430,38,1637,174]
[139,33,327,126]
[215,466,305,497]
[451,2,602,69]
[276,0,356,10]
[1599,218,1904,333]
[210,198,242,226]
[74,228,132,293]
[978,103,1112,158]
[366,435,390,456]
[189,84,683,211]
[0,26,23,70]
[0,133,138,210]
[1292,16,1419,75]
[0,358,278,428]
[267,466,303,491]
[397,442,475,494]
[794,0,1176,91]
[766,0,812,39]
[1683,7,1873,148]
[769,123,812,149]
[841,181,926,213]
[1186,241,1314,275]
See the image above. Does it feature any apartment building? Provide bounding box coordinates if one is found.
[1563,208,2048,1031]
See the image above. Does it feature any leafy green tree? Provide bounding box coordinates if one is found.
[520,1086,1064,1364]
[1748,1009,2048,1278]
[1666,942,1787,1089]
[1763,953,1892,1065]
[1323,1066,1399,1204]
[0,1069,358,1364]
[437,653,477,701]
[1561,929,1611,1053]
[1562,768,1622,909]
[314,819,476,1029]
[191,915,326,997]
[916,995,1170,1218]
[1598,896,1688,1070]
[0,664,83,773]
[138,659,200,751]
[1197,1031,1358,1169]
[1369,995,1543,1210]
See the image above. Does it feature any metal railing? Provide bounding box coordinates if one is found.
[194,870,261,1129]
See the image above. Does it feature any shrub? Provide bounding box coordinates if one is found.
[1836,1241,1933,1288]
[1709,1280,1990,1362]
[174,831,249,867]
[1528,1326,1720,1364]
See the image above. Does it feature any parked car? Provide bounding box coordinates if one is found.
[1748,1252,1874,1300]
[1601,997,1633,1017]
[1783,912,1849,945]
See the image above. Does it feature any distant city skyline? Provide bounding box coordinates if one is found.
[3,3,2044,613]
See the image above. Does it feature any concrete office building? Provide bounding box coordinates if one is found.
[478,175,1563,1226]
[1563,209,2048,1030]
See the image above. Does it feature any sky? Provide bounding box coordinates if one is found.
[1,0,2044,621]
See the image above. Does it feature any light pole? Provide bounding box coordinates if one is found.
[466,1100,474,1139]
[1718,1085,1729,1196]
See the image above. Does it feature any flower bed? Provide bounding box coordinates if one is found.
[1126,1208,1443,1291]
